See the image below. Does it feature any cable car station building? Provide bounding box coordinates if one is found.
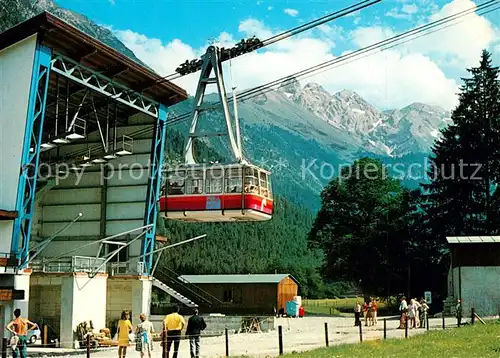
[0,13,187,347]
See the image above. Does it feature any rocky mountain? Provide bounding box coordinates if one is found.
[1,3,452,210]
[278,77,451,157]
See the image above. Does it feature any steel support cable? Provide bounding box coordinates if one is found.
[164,0,499,127]
[234,0,500,102]
[261,0,380,46]
[118,0,382,91]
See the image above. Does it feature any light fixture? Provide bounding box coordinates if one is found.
[65,117,87,141]
[115,135,133,156]
[79,162,92,168]
[41,142,57,150]
[104,153,117,160]
[52,137,70,144]
[92,158,107,164]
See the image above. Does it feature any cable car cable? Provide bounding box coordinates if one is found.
[116,0,381,97]
[164,0,499,127]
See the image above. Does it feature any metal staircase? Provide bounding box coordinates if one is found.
[152,277,198,308]
[154,267,223,308]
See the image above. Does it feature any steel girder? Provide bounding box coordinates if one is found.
[12,44,52,267]
[141,104,168,274]
[50,54,160,118]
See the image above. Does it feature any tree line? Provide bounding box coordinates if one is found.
[308,50,500,301]
[158,50,499,301]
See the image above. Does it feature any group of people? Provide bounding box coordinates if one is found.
[398,296,430,329]
[354,298,378,327]
[116,306,207,358]
[5,306,206,358]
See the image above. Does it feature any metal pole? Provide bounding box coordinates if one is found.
[405,316,408,338]
[471,308,475,325]
[324,322,329,347]
[151,250,163,277]
[162,327,166,358]
[86,334,90,358]
[383,319,386,339]
[442,313,445,329]
[25,213,83,266]
[278,325,283,355]
[225,328,229,357]
[42,224,153,264]
[89,231,146,277]
[2,338,7,358]
[426,314,429,331]
[358,322,363,342]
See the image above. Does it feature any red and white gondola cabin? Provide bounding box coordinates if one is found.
[159,163,273,222]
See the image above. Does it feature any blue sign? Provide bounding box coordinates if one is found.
[206,196,221,210]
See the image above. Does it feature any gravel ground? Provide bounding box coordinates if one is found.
[29,316,459,358]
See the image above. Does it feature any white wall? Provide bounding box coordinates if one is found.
[453,266,500,317]
[0,34,38,253]
[32,126,155,265]
[106,277,151,328]
[60,273,107,348]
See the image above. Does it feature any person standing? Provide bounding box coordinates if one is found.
[117,311,133,358]
[185,309,207,358]
[135,313,154,358]
[420,299,430,328]
[456,299,463,327]
[6,308,37,358]
[163,305,185,358]
[354,301,361,326]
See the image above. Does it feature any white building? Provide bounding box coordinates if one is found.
[446,236,500,317]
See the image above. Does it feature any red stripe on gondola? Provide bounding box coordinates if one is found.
[159,194,273,214]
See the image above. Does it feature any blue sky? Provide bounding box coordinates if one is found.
[56,0,500,110]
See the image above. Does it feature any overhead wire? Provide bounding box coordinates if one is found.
[164,0,500,127]
[117,0,381,92]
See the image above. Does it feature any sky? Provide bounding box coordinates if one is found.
[56,0,500,111]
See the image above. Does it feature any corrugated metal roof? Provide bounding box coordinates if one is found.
[179,274,298,284]
[446,236,500,244]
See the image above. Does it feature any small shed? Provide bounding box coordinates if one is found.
[179,274,299,314]
[446,236,500,317]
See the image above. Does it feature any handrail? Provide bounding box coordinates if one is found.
[155,267,223,306]
[154,268,211,305]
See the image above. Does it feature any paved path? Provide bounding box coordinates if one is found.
[28,316,459,358]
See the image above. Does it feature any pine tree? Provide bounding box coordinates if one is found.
[422,50,500,236]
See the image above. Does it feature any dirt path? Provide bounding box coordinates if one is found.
[31,316,458,358]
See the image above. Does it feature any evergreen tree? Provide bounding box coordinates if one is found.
[423,50,500,236]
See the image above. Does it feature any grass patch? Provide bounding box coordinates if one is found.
[281,321,500,357]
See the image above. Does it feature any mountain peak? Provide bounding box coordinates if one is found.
[335,89,362,100]
[278,76,301,95]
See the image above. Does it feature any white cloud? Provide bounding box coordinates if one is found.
[402,4,419,14]
[408,0,499,67]
[113,0,499,111]
[386,8,411,19]
[267,6,273,11]
[284,8,299,17]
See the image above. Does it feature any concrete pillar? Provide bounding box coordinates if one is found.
[13,269,31,317]
[60,273,108,348]
[131,277,152,326]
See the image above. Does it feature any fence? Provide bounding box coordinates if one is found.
[0,308,496,358]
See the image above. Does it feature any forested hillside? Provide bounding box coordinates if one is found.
[157,129,331,297]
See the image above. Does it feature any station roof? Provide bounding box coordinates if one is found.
[446,236,500,244]
[0,11,188,106]
[179,274,299,285]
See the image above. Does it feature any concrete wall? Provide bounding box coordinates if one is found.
[32,122,155,265]
[29,275,62,335]
[60,273,107,348]
[0,34,37,253]
[452,266,500,316]
[106,276,151,329]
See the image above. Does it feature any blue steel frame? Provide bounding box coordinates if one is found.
[141,104,168,274]
[11,44,52,267]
